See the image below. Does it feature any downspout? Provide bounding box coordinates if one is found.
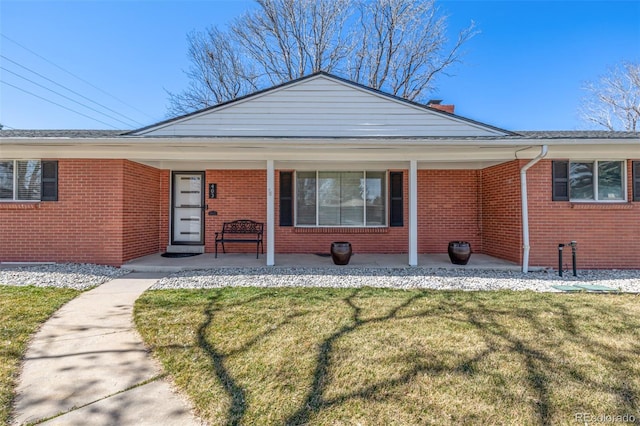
[520,145,548,273]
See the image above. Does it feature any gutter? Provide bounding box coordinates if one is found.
[520,145,548,273]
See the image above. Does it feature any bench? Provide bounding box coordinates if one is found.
[215,219,264,258]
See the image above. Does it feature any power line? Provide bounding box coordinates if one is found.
[1,33,157,121]
[1,54,143,127]
[0,80,120,129]
[1,66,134,128]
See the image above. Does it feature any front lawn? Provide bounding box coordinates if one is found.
[0,285,80,424]
[135,288,640,425]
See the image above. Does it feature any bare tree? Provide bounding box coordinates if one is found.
[168,28,259,116]
[350,0,475,101]
[580,61,640,131]
[168,0,476,114]
[231,0,352,84]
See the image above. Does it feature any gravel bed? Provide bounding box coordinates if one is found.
[0,263,129,290]
[152,267,640,293]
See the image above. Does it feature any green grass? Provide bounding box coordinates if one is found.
[0,285,80,424]
[134,288,640,425]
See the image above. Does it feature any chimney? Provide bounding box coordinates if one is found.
[427,99,455,114]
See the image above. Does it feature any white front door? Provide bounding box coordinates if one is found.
[171,172,205,245]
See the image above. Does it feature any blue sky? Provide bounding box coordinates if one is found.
[0,0,638,131]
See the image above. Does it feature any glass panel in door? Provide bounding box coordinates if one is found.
[172,172,204,244]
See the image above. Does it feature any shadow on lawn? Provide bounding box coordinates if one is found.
[196,291,309,426]
[197,293,247,426]
[192,290,639,426]
[464,298,639,425]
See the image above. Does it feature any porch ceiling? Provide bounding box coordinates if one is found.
[1,137,638,169]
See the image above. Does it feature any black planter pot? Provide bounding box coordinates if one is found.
[331,242,352,265]
[448,241,471,265]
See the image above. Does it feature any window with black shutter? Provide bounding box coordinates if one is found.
[634,161,640,202]
[552,161,569,201]
[41,160,58,201]
[279,171,293,226]
[389,171,403,226]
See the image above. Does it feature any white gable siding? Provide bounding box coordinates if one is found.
[140,76,506,137]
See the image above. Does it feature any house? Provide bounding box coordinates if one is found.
[1,72,639,270]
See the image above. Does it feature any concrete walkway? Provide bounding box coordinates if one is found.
[11,273,202,426]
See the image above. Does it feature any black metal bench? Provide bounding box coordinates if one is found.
[214,219,264,258]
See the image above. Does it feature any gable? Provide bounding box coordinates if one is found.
[133,74,510,138]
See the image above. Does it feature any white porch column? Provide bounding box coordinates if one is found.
[408,159,418,266]
[266,159,275,266]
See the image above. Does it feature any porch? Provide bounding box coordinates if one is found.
[121,252,525,273]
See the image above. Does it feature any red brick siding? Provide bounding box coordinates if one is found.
[480,161,523,264]
[122,161,161,262]
[4,160,637,269]
[158,170,170,251]
[419,169,482,253]
[0,159,165,266]
[527,159,639,269]
[204,170,267,253]
[0,159,125,265]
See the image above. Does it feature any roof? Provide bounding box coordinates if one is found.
[1,129,638,140]
[515,131,640,139]
[0,130,126,138]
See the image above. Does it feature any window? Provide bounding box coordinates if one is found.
[0,160,57,202]
[295,171,386,226]
[553,160,625,202]
[0,160,41,201]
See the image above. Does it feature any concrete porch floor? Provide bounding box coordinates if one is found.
[121,252,524,273]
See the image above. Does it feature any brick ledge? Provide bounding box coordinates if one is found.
[570,203,634,210]
[0,202,42,210]
[294,227,389,234]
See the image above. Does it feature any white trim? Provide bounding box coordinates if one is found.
[408,160,418,266]
[266,160,275,266]
[521,145,548,273]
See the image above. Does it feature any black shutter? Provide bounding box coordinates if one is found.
[552,161,569,201]
[279,171,293,226]
[634,161,640,202]
[389,171,403,226]
[41,160,58,201]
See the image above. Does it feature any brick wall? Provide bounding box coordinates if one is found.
[0,159,164,266]
[158,170,170,251]
[200,168,498,257]
[122,161,161,262]
[204,170,267,253]
[4,160,636,268]
[527,159,639,269]
[480,161,523,264]
[0,159,125,265]
[419,169,482,254]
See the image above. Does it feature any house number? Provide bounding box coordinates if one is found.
[209,183,217,199]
